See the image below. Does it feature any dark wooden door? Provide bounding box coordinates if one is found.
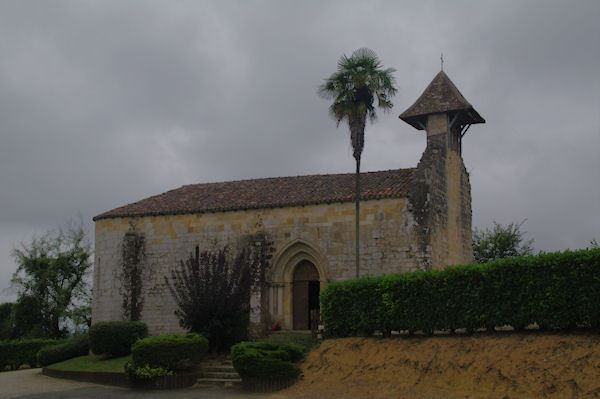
[293,281,309,330]
[293,261,319,330]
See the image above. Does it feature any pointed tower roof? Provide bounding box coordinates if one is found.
[400,70,485,130]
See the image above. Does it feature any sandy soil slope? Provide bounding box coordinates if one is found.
[277,331,600,399]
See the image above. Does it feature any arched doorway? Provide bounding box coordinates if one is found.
[292,261,320,330]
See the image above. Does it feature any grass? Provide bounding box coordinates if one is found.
[263,332,320,351]
[45,354,131,373]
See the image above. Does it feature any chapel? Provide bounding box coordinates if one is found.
[92,70,484,336]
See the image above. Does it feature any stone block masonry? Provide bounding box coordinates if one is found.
[92,198,423,335]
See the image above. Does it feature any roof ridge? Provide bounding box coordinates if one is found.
[179,168,416,188]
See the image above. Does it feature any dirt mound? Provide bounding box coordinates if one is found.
[277,332,600,399]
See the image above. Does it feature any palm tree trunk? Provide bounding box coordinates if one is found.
[349,114,366,279]
[355,158,360,278]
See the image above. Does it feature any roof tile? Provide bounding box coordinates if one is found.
[400,71,485,130]
[94,168,415,220]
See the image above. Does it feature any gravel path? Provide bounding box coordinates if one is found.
[0,369,270,399]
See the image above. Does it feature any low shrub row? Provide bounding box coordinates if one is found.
[37,334,90,366]
[321,249,600,337]
[89,321,147,357]
[231,341,304,381]
[0,338,61,370]
[130,333,208,372]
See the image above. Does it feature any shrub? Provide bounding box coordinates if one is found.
[231,341,304,380]
[0,303,15,340]
[321,249,600,336]
[88,321,147,357]
[262,332,318,352]
[37,334,90,366]
[164,240,273,354]
[0,338,60,370]
[131,333,208,372]
[124,361,173,380]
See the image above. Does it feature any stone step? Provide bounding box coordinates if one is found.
[270,330,313,335]
[195,377,242,388]
[203,371,240,379]
[202,361,233,368]
[204,366,236,373]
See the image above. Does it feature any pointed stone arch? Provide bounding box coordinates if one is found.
[266,239,328,330]
[269,239,328,283]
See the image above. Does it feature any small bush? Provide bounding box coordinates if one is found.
[37,334,90,366]
[262,333,319,352]
[124,361,173,380]
[131,333,208,372]
[231,341,304,381]
[0,338,61,370]
[89,321,147,357]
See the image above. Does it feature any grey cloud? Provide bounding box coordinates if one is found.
[0,1,598,301]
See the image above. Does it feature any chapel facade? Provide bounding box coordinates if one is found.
[91,71,484,336]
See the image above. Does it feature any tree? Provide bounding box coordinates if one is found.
[319,48,397,278]
[164,240,272,353]
[9,294,46,339]
[66,294,92,333]
[10,221,92,338]
[0,302,15,340]
[472,220,534,263]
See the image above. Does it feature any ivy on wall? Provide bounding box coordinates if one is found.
[121,224,146,321]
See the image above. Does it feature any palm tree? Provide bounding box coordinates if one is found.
[318,48,397,278]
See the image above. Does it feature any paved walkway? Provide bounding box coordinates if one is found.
[0,369,272,399]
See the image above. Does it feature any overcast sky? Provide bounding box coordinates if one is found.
[1,1,599,301]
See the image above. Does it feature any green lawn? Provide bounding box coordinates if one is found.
[45,354,131,373]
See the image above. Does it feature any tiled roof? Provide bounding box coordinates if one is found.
[93,168,415,220]
[400,70,485,130]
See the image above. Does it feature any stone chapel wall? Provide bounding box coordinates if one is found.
[92,197,421,335]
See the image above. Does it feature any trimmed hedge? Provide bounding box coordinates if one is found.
[231,341,304,381]
[0,338,61,370]
[37,334,90,367]
[89,321,147,357]
[321,249,600,336]
[130,333,208,372]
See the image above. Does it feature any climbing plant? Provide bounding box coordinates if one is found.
[121,225,146,321]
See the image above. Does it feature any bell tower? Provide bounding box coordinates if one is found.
[400,70,485,269]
